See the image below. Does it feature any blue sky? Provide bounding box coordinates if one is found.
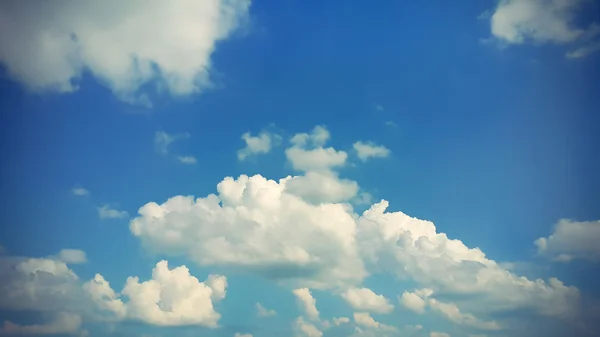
[0,1,599,337]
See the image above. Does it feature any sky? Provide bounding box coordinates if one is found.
[0,1,599,337]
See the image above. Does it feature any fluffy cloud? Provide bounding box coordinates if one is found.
[534,219,600,262]
[293,288,320,321]
[488,0,600,58]
[255,303,276,317]
[340,287,394,314]
[128,125,584,335]
[284,171,358,204]
[358,201,581,319]
[130,173,367,290]
[155,131,190,155]
[0,1,250,104]
[352,141,390,162]
[97,205,128,219]
[294,316,323,337]
[0,254,85,313]
[285,126,347,172]
[84,260,226,327]
[399,288,432,314]
[238,131,280,160]
[0,312,83,335]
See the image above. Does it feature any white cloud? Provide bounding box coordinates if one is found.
[71,187,89,196]
[128,125,584,332]
[340,287,394,314]
[430,332,450,337]
[177,156,197,164]
[155,131,190,155]
[293,288,320,321]
[286,126,347,172]
[255,303,276,317]
[358,201,581,319]
[84,260,226,327]
[352,141,390,162]
[234,334,253,337]
[399,288,432,314]
[294,316,323,337]
[238,131,279,160]
[56,249,87,264]
[0,1,251,104]
[332,317,350,326]
[428,298,501,331]
[98,205,128,219]
[488,0,600,58]
[130,173,367,290]
[0,312,83,335]
[353,312,396,332]
[285,171,358,204]
[534,219,600,262]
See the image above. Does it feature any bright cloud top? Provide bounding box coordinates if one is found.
[238,131,280,160]
[0,0,251,105]
[84,260,227,327]
[340,287,394,314]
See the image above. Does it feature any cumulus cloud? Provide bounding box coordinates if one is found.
[293,288,320,321]
[0,312,83,335]
[256,303,276,317]
[0,1,251,104]
[340,287,394,314]
[286,126,347,172]
[177,156,197,164]
[0,253,85,313]
[401,288,500,331]
[84,260,226,327]
[399,288,432,314]
[294,316,323,337]
[352,141,390,162]
[128,125,584,334]
[284,170,358,204]
[155,131,190,155]
[487,0,600,58]
[534,219,600,262]
[353,312,396,332]
[71,187,89,196]
[97,205,128,219]
[130,173,367,290]
[238,131,280,160]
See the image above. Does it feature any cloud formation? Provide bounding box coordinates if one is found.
[535,219,600,262]
[488,0,600,58]
[238,131,280,160]
[97,205,128,219]
[84,260,226,327]
[340,287,394,314]
[0,0,251,104]
[352,141,391,162]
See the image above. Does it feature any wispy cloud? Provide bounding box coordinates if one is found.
[155,131,190,155]
[177,156,197,164]
[97,205,128,219]
[71,186,89,196]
